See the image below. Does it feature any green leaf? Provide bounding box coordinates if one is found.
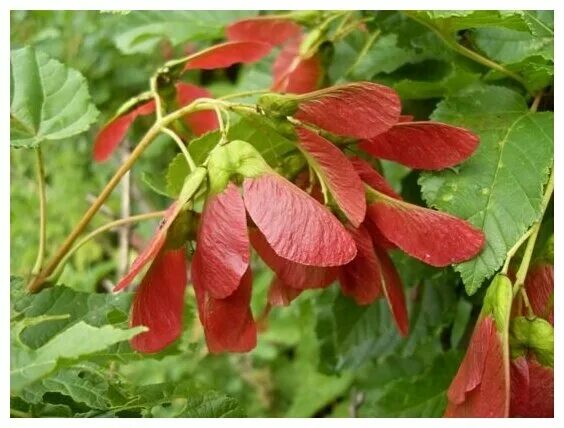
[10,46,99,148]
[317,271,460,373]
[11,319,143,392]
[166,153,192,197]
[407,10,530,33]
[274,300,352,417]
[484,55,553,93]
[142,170,171,197]
[359,351,461,417]
[123,381,245,417]
[473,27,553,64]
[419,86,553,294]
[522,10,554,38]
[13,285,132,347]
[19,364,111,409]
[112,11,254,54]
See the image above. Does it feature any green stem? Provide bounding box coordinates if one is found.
[47,211,166,283]
[501,226,535,274]
[162,128,196,171]
[218,89,270,100]
[513,168,554,298]
[150,75,163,121]
[404,12,529,91]
[31,147,47,276]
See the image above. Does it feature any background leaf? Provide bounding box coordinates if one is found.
[10,46,99,148]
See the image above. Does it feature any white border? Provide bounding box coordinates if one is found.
[3,1,562,426]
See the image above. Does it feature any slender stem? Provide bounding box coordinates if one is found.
[501,226,535,274]
[117,143,131,279]
[150,75,163,121]
[513,169,554,298]
[47,211,166,283]
[162,127,196,171]
[520,287,534,318]
[404,12,529,92]
[31,147,47,276]
[218,89,270,100]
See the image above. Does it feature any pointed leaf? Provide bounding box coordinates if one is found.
[114,203,181,291]
[243,173,357,266]
[130,249,187,353]
[338,225,382,305]
[294,82,401,139]
[227,17,302,46]
[359,122,479,170]
[175,82,218,136]
[296,127,366,226]
[250,229,338,290]
[93,100,155,163]
[367,195,485,267]
[272,36,322,94]
[192,183,249,299]
[183,41,271,70]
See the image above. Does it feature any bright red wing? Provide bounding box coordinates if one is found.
[243,174,357,266]
[295,82,401,139]
[297,127,366,226]
[175,82,219,136]
[349,156,401,199]
[445,316,509,417]
[93,100,155,163]
[374,246,409,336]
[114,203,181,292]
[525,263,554,324]
[184,41,271,70]
[130,249,187,353]
[268,277,303,307]
[338,225,383,305]
[191,183,250,299]
[359,122,479,170]
[272,36,322,94]
[227,17,302,46]
[367,197,484,267]
[509,356,553,417]
[198,268,257,353]
[250,229,338,289]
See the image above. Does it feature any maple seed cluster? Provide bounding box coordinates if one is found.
[92,16,486,356]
